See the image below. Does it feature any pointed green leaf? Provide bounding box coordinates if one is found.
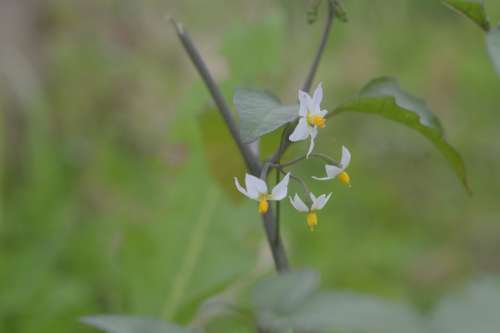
[486,25,500,74]
[332,77,469,192]
[442,0,490,31]
[234,88,298,143]
[81,315,201,333]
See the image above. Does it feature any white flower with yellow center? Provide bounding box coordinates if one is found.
[234,173,291,214]
[289,192,332,231]
[289,82,328,158]
[312,145,351,187]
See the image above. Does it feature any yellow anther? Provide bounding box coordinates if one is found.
[258,196,269,214]
[306,211,318,231]
[338,171,351,187]
[307,114,326,128]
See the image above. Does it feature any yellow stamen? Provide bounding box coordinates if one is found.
[338,171,351,187]
[307,114,326,128]
[258,195,269,214]
[306,211,318,231]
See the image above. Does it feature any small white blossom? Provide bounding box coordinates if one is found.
[312,146,352,186]
[234,173,290,214]
[289,192,332,230]
[289,82,328,158]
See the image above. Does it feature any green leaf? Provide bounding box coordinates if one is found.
[442,0,490,31]
[291,292,425,333]
[252,270,319,314]
[81,315,201,333]
[486,25,500,74]
[250,271,425,333]
[198,107,245,202]
[332,77,469,192]
[234,88,298,143]
[431,278,500,333]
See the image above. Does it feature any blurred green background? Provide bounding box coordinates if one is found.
[1,0,499,332]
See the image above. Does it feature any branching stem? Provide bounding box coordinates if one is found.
[172,0,336,274]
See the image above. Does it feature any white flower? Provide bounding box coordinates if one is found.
[289,192,332,231]
[288,82,328,158]
[312,146,351,187]
[234,172,291,214]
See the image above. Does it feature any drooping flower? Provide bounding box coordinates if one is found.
[312,145,351,187]
[289,192,332,231]
[288,82,328,158]
[234,173,291,214]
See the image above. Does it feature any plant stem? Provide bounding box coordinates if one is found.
[267,1,336,168]
[302,0,336,92]
[173,0,335,273]
[277,167,311,197]
[171,19,260,175]
[275,168,281,245]
[172,18,289,273]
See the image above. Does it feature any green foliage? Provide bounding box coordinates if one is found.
[442,0,500,75]
[3,1,500,332]
[233,88,298,143]
[81,315,201,333]
[252,270,319,314]
[251,272,500,333]
[251,270,425,333]
[486,25,500,73]
[332,77,469,192]
[430,278,500,333]
[442,0,490,31]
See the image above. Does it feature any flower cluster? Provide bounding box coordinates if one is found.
[235,83,352,231]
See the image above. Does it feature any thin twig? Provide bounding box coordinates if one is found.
[310,152,339,166]
[275,168,281,246]
[277,167,311,197]
[171,19,260,175]
[302,1,336,92]
[271,153,339,169]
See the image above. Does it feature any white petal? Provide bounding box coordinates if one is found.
[245,174,267,199]
[312,164,341,180]
[298,90,312,116]
[269,173,290,201]
[305,127,318,158]
[309,192,317,203]
[325,164,343,178]
[312,82,323,110]
[289,118,310,142]
[313,192,332,210]
[340,146,351,168]
[289,194,309,212]
[234,177,250,198]
[318,109,328,118]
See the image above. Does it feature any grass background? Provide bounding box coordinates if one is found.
[1,0,499,332]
